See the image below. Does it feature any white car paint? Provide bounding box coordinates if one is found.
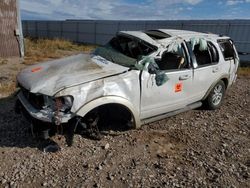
[17,29,239,128]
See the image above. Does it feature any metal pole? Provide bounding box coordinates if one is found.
[47,21,49,38]
[60,21,63,39]
[94,21,97,44]
[35,21,38,38]
[76,22,79,43]
[26,21,29,37]
[227,23,231,36]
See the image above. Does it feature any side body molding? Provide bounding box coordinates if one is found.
[75,96,141,128]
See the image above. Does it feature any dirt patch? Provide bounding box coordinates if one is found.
[0,77,249,187]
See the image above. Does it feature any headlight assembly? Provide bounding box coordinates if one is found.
[55,96,74,113]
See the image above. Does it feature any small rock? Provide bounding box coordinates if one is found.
[93,183,100,188]
[1,179,7,184]
[96,164,103,170]
[43,144,60,153]
[10,181,15,186]
[42,182,48,186]
[222,143,228,147]
[107,174,114,181]
[103,143,110,150]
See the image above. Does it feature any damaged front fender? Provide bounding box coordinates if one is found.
[75,96,141,129]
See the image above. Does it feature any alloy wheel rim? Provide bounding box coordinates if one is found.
[212,84,223,106]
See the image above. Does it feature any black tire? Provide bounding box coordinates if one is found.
[204,80,226,110]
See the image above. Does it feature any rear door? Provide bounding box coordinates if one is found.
[186,40,223,101]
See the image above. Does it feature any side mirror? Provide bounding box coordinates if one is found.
[155,71,168,86]
[148,62,158,74]
[147,62,169,86]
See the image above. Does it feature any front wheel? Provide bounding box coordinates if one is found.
[204,80,226,110]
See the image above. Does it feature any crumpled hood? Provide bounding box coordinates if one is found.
[17,53,129,96]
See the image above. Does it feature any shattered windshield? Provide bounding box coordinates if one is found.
[93,35,156,68]
[93,45,136,68]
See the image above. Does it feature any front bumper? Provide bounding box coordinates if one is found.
[17,91,73,123]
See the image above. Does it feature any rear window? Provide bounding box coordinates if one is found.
[218,40,235,60]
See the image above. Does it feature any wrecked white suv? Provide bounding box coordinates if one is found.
[16,29,239,142]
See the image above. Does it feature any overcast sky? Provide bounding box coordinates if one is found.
[20,0,250,20]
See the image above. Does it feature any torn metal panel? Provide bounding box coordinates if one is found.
[17,91,73,123]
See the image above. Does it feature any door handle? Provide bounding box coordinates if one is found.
[212,67,219,73]
[179,75,191,80]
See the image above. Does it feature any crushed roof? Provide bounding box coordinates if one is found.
[118,29,225,47]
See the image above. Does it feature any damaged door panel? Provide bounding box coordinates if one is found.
[15,29,239,145]
[140,42,193,119]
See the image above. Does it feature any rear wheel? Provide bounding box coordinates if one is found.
[204,80,225,110]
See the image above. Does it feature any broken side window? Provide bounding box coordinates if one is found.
[218,40,235,60]
[156,52,188,70]
[192,41,219,66]
[208,42,219,63]
[155,43,188,71]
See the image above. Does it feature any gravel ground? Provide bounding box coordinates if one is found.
[0,77,249,188]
